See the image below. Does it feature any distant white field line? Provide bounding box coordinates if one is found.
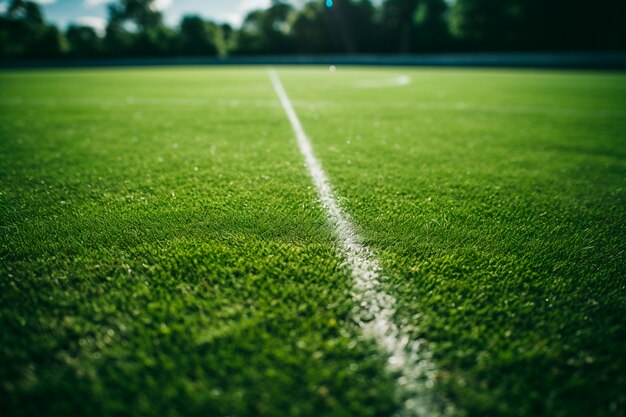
[2,96,622,118]
[354,75,412,89]
[302,100,625,119]
[0,97,279,107]
[268,69,449,417]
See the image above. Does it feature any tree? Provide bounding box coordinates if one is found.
[0,0,64,59]
[379,0,420,53]
[412,0,451,52]
[236,0,294,55]
[325,0,377,53]
[450,0,526,50]
[7,0,44,25]
[31,25,65,58]
[66,25,102,58]
[347,0,378,53]
[219,23,235,55]
[520,0,626,50]
[290,2,333,54]
[177,16,219,56]
[450,0,626,51]
[104,0,173,56]
[2,0,625,60]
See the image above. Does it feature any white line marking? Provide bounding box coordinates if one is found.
[355,75,412,89]
[4,97,623,119]
[268,69,449,417]
[0,97,278,107]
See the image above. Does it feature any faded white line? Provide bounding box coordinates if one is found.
[268,69,449,416]
[0,97,279,107]
[355,75,412,89]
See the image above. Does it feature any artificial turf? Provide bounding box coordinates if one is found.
[1,67,625,417]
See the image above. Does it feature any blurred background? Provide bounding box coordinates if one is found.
[0,0,625,60]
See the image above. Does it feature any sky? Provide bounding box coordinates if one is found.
[0,0,301,34]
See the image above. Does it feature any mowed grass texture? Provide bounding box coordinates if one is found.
[0,69,398,417]
[1,67,625,417]
[279,68,626,417]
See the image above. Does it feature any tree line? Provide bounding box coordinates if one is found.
[1,0,624,60]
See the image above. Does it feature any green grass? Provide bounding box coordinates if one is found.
[1,67,625,417]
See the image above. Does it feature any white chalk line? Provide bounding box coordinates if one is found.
[0,97,279,107]
[3,96,622,119]
[355,75,412,89]
[268,69,450,417]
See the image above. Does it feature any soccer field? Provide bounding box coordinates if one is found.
[1,67,625,417]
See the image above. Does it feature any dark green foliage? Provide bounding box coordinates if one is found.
[178,16,219,56]
[331,0,378,53]
[235,1,295,55]
[104,0,173,57]
[0,0,64,59]
[379,0,421,53]
[450,0,626,51]
[290,2,334,54]
[66,26,102,58]
[412,0,451,52]
[2,0,625,60]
